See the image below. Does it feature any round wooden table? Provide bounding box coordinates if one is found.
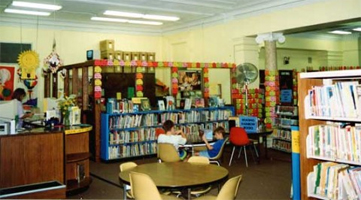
[119,162,228,199]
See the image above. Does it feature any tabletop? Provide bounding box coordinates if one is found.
[119,162,228,188]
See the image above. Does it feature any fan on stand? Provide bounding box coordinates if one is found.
[236,63,259,115]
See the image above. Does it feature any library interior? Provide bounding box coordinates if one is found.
[0,0,361,199]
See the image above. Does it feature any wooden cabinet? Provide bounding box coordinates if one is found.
[298,70,361,199]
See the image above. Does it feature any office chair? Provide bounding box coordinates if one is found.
[158,143,181,162]
[228,127,259,167]
[129,172,178,200]
[119,162,137,199]
[196,175,242,200]
[209,137,229,166]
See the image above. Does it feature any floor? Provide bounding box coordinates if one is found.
[67,145,292,200]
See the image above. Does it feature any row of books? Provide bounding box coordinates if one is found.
[106,98,135,114]
[109,128,157,144]
[272,129,292,141]
[307,124,361,163]
[107,142,157,159]
[271,140,291,152]
[275,118,298,127]
[310,162,361,199]
[307,81,361,118]
[108,110,232,129]
[176,121,229,135]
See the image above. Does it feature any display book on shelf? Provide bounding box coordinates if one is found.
[100,104,235,160]
[298,69,361,200]
[271,105,298,153]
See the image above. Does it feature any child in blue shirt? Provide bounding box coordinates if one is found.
[196,126,225,158]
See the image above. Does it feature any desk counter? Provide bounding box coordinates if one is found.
[0,124,92,198]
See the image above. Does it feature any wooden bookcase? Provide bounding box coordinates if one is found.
[298,70,361,199]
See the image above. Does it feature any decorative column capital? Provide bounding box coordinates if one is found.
[255,32,285,44]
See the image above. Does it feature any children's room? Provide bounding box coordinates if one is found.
[0,0,361,199]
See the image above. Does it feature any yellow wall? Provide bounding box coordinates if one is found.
[1,0,361,108]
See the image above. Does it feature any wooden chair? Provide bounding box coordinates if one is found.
[196,175,242,200]
[129,172,178,200]
[228,127,259,167]
[119,162,137,199]
[158,143,181,163]
[209,137,229,166]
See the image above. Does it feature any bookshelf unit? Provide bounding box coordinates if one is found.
[298,70,361,199]
[271,105,298,153]
[100,106,235,161]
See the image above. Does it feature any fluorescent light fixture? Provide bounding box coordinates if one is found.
[144,14,179,21]
[12,1,62,10]
[91,17,128,23]
[4,8,50,16]
[91,17,162,25]
[328,30,352,35]
[128,20,163,25]
[104,10,179,21]
[353,27,361,32]
[104,11,142,18]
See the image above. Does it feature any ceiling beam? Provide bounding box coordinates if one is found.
[159,0,233,10]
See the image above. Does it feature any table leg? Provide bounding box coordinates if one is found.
[188,188,192,200]
[263,135,268,159]
[123,184,127,200]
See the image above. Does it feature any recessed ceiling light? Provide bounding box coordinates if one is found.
[91,17,163,25]
[11,1,62,10]
[104,10,179,21]
[91,17,128,23]
[4,8,50,16]
[353,27,361,32]
[328,30,352,35]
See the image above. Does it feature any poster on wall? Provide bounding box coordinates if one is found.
[0,66,15,100]
[178,70,202,98]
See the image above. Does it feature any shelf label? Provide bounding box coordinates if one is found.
[291,126,300,153]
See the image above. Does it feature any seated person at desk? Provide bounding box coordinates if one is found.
[12,88,33,128]
[195,126,225,158]
[157,120,187,160]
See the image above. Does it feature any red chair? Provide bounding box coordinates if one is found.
[228,127,259,167]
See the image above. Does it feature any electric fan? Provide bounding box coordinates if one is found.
[236,62,259,115]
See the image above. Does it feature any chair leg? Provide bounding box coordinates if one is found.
[237,146,243,159]
[253,144,259,157]
[228,146,236,166]
[244,146,248,167]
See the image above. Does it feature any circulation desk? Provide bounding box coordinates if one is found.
[0,125,92,199]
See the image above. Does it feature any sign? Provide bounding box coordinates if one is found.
[239,116,258,133]
[280,89,292,103]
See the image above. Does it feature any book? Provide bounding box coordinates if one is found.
[158,100,165,110]
[165,96,175,110]
[141,99,151,111]
[184,98,191,110]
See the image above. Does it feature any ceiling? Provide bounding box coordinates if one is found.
[0,0,342,35]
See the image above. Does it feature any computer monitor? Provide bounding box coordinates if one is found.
[0,100,17,119]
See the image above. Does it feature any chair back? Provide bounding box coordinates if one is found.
[216,175,242,200]
[158,143,180,162]
[188,156,210,164]
[119,162,137,172]
[209,137,229,160]
[155,128,165,138]
[229,127,250,146]
[130,172,163,200]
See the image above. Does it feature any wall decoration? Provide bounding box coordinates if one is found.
[0,66,15,100]
[43,51,63,74]
[17,50,39,80]
[178,70,202,98]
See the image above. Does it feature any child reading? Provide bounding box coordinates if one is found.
[195,126,225,158]
[157,120,188,160]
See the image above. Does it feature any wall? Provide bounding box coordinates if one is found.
[0,26,163,107]
[1,0,361,108]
